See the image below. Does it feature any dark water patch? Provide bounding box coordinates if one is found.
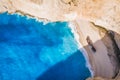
[37,50,91,80]
[0,12,91,80]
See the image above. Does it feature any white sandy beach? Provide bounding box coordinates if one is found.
[0,0,120,79]
[69,22,94,77]
[71,19,116,78]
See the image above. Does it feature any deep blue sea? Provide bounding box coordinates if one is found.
[0,13,91,80]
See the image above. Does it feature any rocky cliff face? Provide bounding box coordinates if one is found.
[0,0,120,79]
[0,0,120,32]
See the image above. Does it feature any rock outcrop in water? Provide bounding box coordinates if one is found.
[0,0,120,80]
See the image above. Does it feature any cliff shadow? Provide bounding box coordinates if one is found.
[36,30,120,80]
[36,50,91,80]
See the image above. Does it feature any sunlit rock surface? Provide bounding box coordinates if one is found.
[0,0,120,80]
[0,0,120,33]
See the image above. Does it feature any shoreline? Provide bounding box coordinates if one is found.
[69,22,94,77]
[0,0,120,79]
[0,12,119,79]
[71,19,119,79]
[8,11,118,78]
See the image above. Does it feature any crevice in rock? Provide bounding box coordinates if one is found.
[61,0,78,6]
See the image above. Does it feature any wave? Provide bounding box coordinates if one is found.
[68,22,94,77]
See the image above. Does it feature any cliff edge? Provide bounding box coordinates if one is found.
[0,0,120,80]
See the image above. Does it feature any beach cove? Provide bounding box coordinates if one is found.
[0,0,120,80]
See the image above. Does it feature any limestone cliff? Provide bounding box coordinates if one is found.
[0,0,120,80]
[1,0,120,48]
[0,0,120,33]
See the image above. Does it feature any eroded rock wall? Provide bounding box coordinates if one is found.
[0,0,120,79]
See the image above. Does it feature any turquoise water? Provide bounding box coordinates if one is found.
[0,13,91,80]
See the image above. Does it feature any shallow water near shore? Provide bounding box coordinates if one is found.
[0,13,91,80]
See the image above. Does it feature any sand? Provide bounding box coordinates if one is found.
[70,19,118,78]
[0,0,120,79]
[1,0,120,34]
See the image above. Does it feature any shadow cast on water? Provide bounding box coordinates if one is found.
[0,13,120,80]
[36,50,91,80]
[0,13,92,80]
[35,28,120,80]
